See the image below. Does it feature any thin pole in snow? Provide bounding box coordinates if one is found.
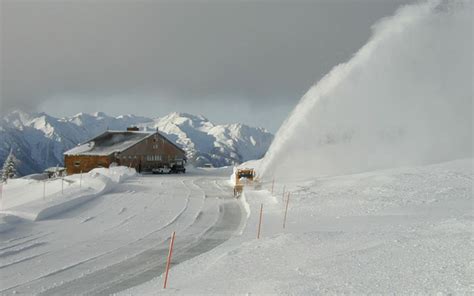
[61,177,64,195]
[80,170,83,188]
[282,185,286,202]
[163,231,176,289]
[283,192,291,229]
[257,203,263,239]
[271,178,275,195]
[43,180,46,200]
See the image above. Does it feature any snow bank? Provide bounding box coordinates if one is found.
[260,0,472,181]
[0,167,136,222]
[0,214,21,233]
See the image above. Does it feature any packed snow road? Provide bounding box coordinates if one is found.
[0,171,244,295]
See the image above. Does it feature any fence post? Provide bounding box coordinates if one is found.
[271,178,275,195]
[43,180,46,200]
[257,203,263,239]
[163,231,176,289]
[282,185,286,202]
[283,192,291,229]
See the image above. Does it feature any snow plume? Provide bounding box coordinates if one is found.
[260,0,472,181]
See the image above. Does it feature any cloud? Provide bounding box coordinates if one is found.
[1,0,410,130]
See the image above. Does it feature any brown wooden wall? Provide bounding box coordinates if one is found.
[65,155,112,175]
[117,133,185,171]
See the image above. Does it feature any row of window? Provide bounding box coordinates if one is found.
[146,155,162,161]
[119,155,163,161]
[73,161,106,167]
[121,155,137,159]
[72,155,180,167]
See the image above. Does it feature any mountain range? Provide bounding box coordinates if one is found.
[0,111,273,176]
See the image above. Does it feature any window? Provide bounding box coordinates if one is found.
[74,161,81,167]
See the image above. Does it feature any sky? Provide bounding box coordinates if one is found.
[1,0,412,132]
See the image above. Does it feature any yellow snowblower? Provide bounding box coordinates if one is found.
[233,168,256,197]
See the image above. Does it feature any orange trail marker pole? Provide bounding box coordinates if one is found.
[163,231,176,289]
[283,192,291,229]
[271,178,275,195]
[257,203,263,239]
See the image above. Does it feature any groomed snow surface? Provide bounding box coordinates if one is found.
[0,159,472,294]
[123,158,472,295]
[0,166,245,295]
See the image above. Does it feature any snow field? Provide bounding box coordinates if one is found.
[0,168,243,295]
[125,158,473,294]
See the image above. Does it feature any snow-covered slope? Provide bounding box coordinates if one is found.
[0,111,273,175]
[125,158,473,295]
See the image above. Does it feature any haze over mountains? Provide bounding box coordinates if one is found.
[0,111,273,175]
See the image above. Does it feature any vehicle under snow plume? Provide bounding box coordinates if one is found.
[260,0,472,181]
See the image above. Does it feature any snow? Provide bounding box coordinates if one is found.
[1,1,471,294]
[0,158,471,294]
[0,166,136,222]
[124,158,473,295]
[0,167,244,295]
[259,0,472,181]
[145,112,273,167]
[64,131,154,156]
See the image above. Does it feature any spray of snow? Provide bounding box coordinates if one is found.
[260,0,472,181]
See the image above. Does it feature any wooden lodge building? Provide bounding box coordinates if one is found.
[64,127,186,175]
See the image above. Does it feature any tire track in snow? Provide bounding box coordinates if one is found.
[1,176,202,294]
[32,175,242,296]
[0,177,183,293]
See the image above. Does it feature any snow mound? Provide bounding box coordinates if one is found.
[0,166,136,222]
[260,0,472,181]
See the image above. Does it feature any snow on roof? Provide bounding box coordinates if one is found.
[64,131,155,156]
[44,167,65,172]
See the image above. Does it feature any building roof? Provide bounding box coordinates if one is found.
[64,131,155,156]
[44,167,66,172]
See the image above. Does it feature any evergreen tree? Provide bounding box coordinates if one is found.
[2,150,17,182]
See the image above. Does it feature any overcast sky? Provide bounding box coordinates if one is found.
[1,0,411,132]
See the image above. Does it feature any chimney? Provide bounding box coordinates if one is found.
[127,126,139,131]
